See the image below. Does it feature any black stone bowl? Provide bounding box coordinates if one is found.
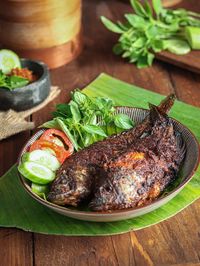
[0,59,51,111]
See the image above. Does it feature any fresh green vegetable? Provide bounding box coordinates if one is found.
[0,70,29,90]
[0,49,21,74]
[22,150,60,172]
[164,39,191,55]
[101,0,200,68]
[31,183,49,199]
[18,162,55,185]
[185,26,200,49]
[41,90,134,150]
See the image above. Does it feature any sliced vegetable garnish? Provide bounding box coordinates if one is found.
[0,49,21,74]
[40,129,74,154]
[18,162,55,184]
[164,39,191,55]
[29,140,70,164]
[31,183,49,198]
[185,26,200,49]
[22,150,60,171]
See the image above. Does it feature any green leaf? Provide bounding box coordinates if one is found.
[56,118,79,151]
[9,75,29,89]
[53,104,71,118]
[145,25,160,39]
[117,21,131,31]
[69,101,81,123]
[40,119,60,129]
[137,53,149,68]
[130,0,148,18]
[101,16,124,34]
[147,52,155,66]
[152,0,163,16]
[144,1,153,18]
[151,40,164,52]
[72,90,87,106]
[122,51,131,58]
[133,37,146,48]
[113,43,124,55]
[0,71,30,90]
[82,125,107,137]
[129,51,140,63]
[82,133,94,147]
[114,114,134,129]
[125,14,146,28]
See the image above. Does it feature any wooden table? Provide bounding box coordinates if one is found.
[0,1,200,265]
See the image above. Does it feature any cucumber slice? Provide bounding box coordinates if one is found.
[18,162,55,184]
[31,183,49,198]
[185,26,200,50]
[0,49,21,74]
[42,148,56,157]
[22,150,60,171]
[164,39,191,55]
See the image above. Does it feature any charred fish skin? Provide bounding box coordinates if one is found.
[90,107,184,211]
[48,95,176,207]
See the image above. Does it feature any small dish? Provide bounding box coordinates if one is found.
[0,58,50,111]
[18,107,200,222]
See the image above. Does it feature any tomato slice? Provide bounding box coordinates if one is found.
[29,140,70,164]
[40,129,74,155]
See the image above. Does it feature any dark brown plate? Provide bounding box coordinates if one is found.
[18,107,199,222]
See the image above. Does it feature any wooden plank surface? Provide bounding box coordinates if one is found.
[0,0,200,265]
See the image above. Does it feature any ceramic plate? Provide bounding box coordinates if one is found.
[18,107,199,222]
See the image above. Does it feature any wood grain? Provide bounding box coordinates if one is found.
[0,0,200,266]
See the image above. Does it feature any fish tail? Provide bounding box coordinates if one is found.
[158,94,176,114]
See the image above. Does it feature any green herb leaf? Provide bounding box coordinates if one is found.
[0,70,29,90]
[72,90,87,106]
[56,118,80,151]
[130,0,148,18]
[40,119,60,129]
[151,40,164,52]
[125,14,146,28]
[143,1,153,18]
[101,16,124,34]
[114,114,134,129]
[9,76,29,89]
[69,101,81,123]
[53,104,71,118]
[152,0,163,16]
[101,0,200,69]
[82,125,107,137]
[113,43,124,55]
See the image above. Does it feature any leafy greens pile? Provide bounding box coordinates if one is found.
[0,70,29,90]
[101,0,200,68]
[41,91,134,151]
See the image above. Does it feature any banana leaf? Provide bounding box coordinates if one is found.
[0,73,200,236]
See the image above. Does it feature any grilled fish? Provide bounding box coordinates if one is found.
[48,95,177,207]
[90,106,185,210]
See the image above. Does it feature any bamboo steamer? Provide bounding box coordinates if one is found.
[0,0,82,69]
